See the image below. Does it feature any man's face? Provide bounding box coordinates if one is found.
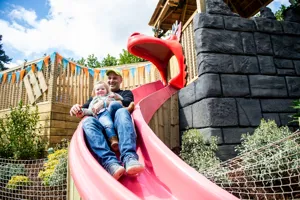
[107,72,122,92]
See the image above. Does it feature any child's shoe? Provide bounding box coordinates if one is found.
[127,102,135,113]
[109,136,119,151]
[125,158,144,176]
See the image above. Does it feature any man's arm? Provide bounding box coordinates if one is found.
[119,90,134,107]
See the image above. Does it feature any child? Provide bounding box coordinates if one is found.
[81,81,134,151]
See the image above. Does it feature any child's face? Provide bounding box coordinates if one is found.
[94,84,108,96]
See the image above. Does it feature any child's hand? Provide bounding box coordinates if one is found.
[108,93,115,98]
[92,101,104,114]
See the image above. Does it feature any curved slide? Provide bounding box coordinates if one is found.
[69,80,237,200]
[69,32,238,199]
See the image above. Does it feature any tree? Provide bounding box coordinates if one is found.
[0,35,12,71]
[86,54,101,68]
[101,54,118,67]
[275,4,287,21]
[77,57,86,66]
[118,49,145,65]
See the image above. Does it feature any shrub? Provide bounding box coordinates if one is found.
[0,163,26,184]
[6,175,30,189]
[0,101,47,159]
[235,119,298,181]
[38,149,68,186]
[180,129,221,173]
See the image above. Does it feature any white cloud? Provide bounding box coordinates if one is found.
[4,59,24,69]
[1,0,158,61]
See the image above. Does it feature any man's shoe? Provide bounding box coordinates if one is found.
[125,158,144,176]
[107,163,125,180]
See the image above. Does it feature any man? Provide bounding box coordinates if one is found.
[70,69,144,180]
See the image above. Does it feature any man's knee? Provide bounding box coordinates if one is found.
[109,101,122,109]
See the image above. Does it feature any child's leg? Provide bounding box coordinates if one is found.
[98,110,119,151]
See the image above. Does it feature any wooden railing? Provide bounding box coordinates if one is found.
[0,54,162,109]
[180,11,198,84]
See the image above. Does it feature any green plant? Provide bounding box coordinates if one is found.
[180,129,221,173]
[38,149,68,186]
[0,163,26,184]
[291,99,300,126]
[6,175,30,189]
[0,101,47,159]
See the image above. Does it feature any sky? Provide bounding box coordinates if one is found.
[0,0,291,69]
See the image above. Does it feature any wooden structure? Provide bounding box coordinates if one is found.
[149,0,274,34]
[0,53,180,147]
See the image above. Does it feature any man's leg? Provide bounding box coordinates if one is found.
[82,117,124,179]
[114,108,144,175]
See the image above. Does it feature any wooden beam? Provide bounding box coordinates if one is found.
[154,0,171,28]
[181,0,188,23]
[196,0,206,13]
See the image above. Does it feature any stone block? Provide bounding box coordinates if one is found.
[193,13,224,30]
[274,58,294,69]
[178,82,195,108]
[236,99,262,126]
[195,28,243,54]
[206,0,239,16]
[258,56,276,74]
[221,75,250,97]
[272,35,300,59]
[261,99,296,113]
[286,77,300,97]
[195,74,221,101]
[254,17,283,33]
[249,75,287,97]
[216,145,237,161]
[193,98,238,128]
[279,113,298,126]
[179,106,193,130]
[198,128,223,144]
[282,21,300,35]
[224,16,256,31]
[198,53,233,75]
[263,113,281,126]
[277,69,296,75]
[241,32,256,55]
[232,55,259,74]
[294,60,300,75]
[254,32,273,55]
[223,127,255,143]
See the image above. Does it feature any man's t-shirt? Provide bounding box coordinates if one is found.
[82,89,134,109]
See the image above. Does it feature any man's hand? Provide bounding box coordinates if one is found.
[70,104,82,116]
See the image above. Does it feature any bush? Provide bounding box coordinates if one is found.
[180,129,221,173]
[235,119,298,181]
[0,163,26,184]
[0,101,47,159]
[6,175,30,189]
[38,149,68,186]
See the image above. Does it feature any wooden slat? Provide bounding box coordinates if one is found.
[37,71,48,92]
[23,75,35,104]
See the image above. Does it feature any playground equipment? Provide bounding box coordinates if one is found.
[69,32,238,199]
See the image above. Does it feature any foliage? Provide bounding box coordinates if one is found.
[85,54,101,68]
[291,99,300,126]
[0,163,26,184]
[180,129,221,173]
[0,101,47,159]
[275,4,287,21]
[0,35,12,71]
[118,49,145,65]
[6,175,30,189]
[101,54,118,67]
[235,119,298,181]
[236,119,293,154]
[38,149,68,186]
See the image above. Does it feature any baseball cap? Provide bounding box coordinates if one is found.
[106,68,122,77]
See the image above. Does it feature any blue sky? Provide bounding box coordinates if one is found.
[0,0,291,69]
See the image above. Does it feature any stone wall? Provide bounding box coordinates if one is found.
[178,1,300,160]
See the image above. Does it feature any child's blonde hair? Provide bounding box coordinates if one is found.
[92,81,110,97]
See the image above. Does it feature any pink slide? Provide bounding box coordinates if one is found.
[69,31,237,199]
[69,80,237,200]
